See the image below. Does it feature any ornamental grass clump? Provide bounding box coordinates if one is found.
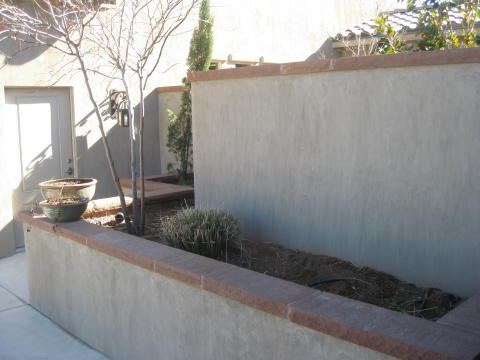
[161,208,240,259]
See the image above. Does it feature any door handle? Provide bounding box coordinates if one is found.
[65,167,74,176]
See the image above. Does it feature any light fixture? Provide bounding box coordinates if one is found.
[108,89,129,127]
[109,90,123,117]
[118,108,129,128]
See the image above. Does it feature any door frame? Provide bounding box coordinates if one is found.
[5,86,77,177]
[4,86,76,249]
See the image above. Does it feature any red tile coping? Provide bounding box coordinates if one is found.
[437,292,480,337]
[156,85,183,93]
[18,211,480,360]
[188,48,480,83]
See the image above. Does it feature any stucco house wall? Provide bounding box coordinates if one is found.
[209,0,399,63]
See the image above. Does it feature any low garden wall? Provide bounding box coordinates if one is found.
[19,213,480,360]
[190,48,480,297]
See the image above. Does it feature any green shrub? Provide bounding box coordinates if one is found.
[166,0,213,181]
[161,208,240,258]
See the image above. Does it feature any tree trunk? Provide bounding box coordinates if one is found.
[76,49,132,233]
[138,72,146,235]
[124,85,139,235]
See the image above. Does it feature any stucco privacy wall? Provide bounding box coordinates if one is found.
[191,49,480,297]
[24,225,395,360]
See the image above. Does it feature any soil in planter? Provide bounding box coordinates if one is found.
[87,200,462,320]
[44,197,85,205]
[150,176,194,187]
[46,179,89,186]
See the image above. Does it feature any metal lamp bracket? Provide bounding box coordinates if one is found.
[108,90,129,127]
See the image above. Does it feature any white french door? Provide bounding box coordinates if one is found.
[5,88,73,247]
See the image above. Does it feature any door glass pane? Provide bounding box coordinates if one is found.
[17,98,60,192]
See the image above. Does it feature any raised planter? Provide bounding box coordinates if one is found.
[120,174,194,203]
[18,211,480,360]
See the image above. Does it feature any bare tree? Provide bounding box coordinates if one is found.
[85,0,199,234]
[0,0,199,234]
[338,15,410,57]
[339,33,381,57]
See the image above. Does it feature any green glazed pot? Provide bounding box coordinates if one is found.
[39,199,89,222]
[39,178,97,201]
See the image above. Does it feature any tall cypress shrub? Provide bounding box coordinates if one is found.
[167,0,213,182]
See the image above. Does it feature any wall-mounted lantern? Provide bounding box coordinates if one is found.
[118,108,129,127]
[109,90,122,117]
[109,89,129,127]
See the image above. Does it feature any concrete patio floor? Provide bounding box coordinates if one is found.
[0,248,108,360]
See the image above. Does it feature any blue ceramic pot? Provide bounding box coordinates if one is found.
[39,198,89,222]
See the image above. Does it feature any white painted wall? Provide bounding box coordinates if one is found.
[210,0,400,62]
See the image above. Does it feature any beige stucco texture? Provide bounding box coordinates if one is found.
[25,225,395,360]
[192,62,480,297]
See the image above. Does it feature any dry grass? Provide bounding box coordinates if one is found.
[161,208,240,259]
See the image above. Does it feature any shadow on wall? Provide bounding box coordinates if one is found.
[306,39,340,60]
[0,0,68,67]
[0,38,51,67]
[75,89,161,198]
[5,144,57,251]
